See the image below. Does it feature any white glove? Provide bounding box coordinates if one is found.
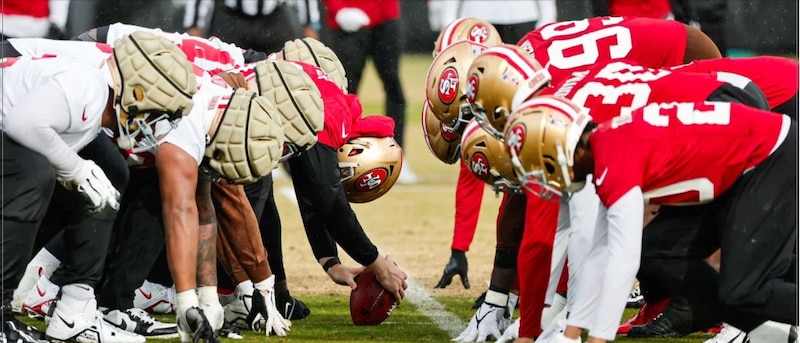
[497,317,520,343]
[453,302,510,342]
[335,8,370,33]
[252,277,291,337]
[58,159,120,213]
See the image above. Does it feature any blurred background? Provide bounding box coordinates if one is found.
[59,0,797,56]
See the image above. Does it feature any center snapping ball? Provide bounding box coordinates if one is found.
[349,269,397,325]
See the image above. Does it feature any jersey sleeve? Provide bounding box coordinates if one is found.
[590,128,644,208]
[161,105,206,166]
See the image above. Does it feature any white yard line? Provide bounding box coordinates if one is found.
[404,277,466,338]
[278,186,298,205]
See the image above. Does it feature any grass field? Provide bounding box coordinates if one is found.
[18,54,718,342]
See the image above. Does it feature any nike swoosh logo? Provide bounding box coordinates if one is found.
[285,302,293,318]
[595,167,609,186]
[139,288,153,299]
[81,107,88,122]
[58,314,75,328]
[36,284,46,297]
[475,308,492,326]
[341,122,348,139]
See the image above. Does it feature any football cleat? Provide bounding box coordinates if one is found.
[47,308,144,343]
[103,308,178,338]
[11,248,60,314]
[626,284,645,308]
[703,323,747,343]
[21,275,60,319]
[617,298,669,334]
[177,307,219,343]
[133,280,176,314]
[1,305,46,343]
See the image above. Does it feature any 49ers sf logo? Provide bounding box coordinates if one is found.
[469,24,489,43]
[438,67,459,105]
[470,152,490,179]
[440,121,460,142]
[506,124,526,156]
[466,74,479,103]
[355,168,389,192]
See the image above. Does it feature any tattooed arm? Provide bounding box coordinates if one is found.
[156,142,200,293]
[195,178,218,287]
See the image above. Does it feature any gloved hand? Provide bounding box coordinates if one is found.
[453,302,510,342]
[435,250,470,289]
[58,159,120,213]
[335,7,370,33]
[497,317,520,343]
[262,288,292,336]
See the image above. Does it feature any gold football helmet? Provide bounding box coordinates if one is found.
[460,119,520,194]
[466,44,551,140]
[425,40,488,135]
[422,102,461,164]
[503,95,592,200]
[433,17,503,57]
[338,137,403,203]
[108,31,197,153]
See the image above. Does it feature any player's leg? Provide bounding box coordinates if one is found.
[326,26,369,95]
[716,119,797,325]
[516,195,561,339]
[436,163,484,289]
[1,131,56,342]
[369,20,406,147]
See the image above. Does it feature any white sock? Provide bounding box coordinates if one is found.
[176,289,199,315]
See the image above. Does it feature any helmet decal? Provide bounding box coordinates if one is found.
[466,74,479,103]
[469,152,490,178]
[440,120,460,142]
[438,67,460,105]
[355,168,389,192]
[469,24,489,44]
[506,124,526,156]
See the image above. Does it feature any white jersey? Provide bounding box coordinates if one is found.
[8,38,113,68]
[162,77,234,165]
[104,22,247,75]
[1,56,108,178]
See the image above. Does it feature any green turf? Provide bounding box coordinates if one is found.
[18,297,718,342]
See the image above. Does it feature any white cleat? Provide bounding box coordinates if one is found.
[704,323,746,343]
[47,297,144,343]
[133,280,176,314]
[22,275,60,319]
[396,159,419,184]
[103,308,178,339]
[12,248,60,314]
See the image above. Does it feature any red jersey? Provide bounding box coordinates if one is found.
[539,60,730,123]
[323,0,400,30]
[671,56,799,110]
[590,101,789,207]
[517,17,686,84]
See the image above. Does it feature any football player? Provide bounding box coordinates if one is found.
[508,97,796,343]
[1,32,195,343]
[217,59,409,303]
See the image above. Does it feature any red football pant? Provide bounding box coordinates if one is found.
[517,194,561,338]
[451,162,485,252]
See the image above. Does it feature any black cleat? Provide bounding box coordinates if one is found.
[276,295,310,320]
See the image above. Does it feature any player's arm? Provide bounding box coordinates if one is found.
[156,142,200,292]
[195,177,218,287]
[3,81,84,179]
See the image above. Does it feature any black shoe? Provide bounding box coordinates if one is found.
[627,313,682,338]
[434,250,470,289]
[217,321,242,339]
[276,295,310,320]
[1,306,45,343]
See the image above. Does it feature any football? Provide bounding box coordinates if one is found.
[349,269,398,325]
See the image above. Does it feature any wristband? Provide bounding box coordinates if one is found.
[322,257,341,272]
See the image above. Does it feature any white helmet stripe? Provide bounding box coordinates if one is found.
[482,46,540,79]
[515,96,581,120]
[441,17,470,48]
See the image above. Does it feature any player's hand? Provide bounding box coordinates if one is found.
[335,8,370,33]
[453,303,509,342]
[327,263,365,289]
[435,250,470,289]
[302,25,319,39]
[369,255,407,302]
[496,317,519,343]
[58,159,120,213]
[186,27,204,37]
[261,289,291,336]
